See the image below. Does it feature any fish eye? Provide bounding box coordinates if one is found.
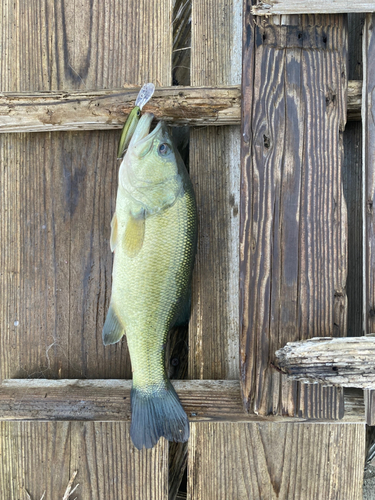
[158,143,170,156]
[136,110,141,116]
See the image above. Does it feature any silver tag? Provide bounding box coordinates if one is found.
[135,83,155,110]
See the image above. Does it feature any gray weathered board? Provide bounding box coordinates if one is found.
[0,80,363,133]
[252,0,375,15]
[364,12,375,426]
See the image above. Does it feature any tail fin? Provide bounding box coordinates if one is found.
[130,380,189,450]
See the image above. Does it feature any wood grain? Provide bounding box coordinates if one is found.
[0,81,362,134]
[252,0,375,16]
[188,422,366,500]
[275,336,375,388]
[363,12,375,432]
[240,14,348,417]
[188,0,242,381]
[0,0,172,379]
[0,86,242,133]
[365,389,375,425]
[70,422,168,500]
[0,1,173,498]
[0,379,365,422]
[0,421,167,500]
[0,422,71,500]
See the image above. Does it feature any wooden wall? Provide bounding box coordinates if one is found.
[0,1,371,499]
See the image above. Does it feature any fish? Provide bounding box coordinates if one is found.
[117,106,141,159]
[103,112,197,450]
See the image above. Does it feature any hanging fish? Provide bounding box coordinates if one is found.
[103,111,197,450]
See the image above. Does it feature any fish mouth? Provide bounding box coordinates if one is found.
[128,113,163,153]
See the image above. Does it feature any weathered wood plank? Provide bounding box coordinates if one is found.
[252,0,375,16]
[240,13,348,417]
[275,336,375,388]
[0,86,242,133]
[0,0,172,378]
[0,379,365,422]
[188,0,241,381]
[0,421,167,500]
[188,422,366,500]
[70,422,168,500]
[363,12,375,429]
[0,80,363,134]
[0,1,173,498]
[0,422,71,500]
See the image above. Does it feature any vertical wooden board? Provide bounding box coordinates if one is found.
[364,13,375,428]
[240,13,348,416]
[189,0,242,380]
[0,0,172,92]
[364,14,375,333]
[0,422,71,499]
[344,122,363,337]
[188,422,365,500]
[0,132,72,380]
[0,0,173,381]
[365,389,375,426]
[70,422,168,500]
[344,14,365,339]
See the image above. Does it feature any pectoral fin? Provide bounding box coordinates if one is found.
[102,303,125,345]
[124,211,145,257]
[110,212,118,252]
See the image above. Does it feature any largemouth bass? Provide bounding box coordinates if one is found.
[103,113,197,450]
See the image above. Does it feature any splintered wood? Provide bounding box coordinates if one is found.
[275,336,375,388]
[0,86,242,133]
[240,14,348,417]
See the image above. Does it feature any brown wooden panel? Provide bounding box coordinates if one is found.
[0,1,173,498]
[70,422,168,500]
[189,0,241,380]
[0,421,167,500]
[0,0,172,381]
[0,422,71,499]
[188,422,366,500]
[240,13,348,416]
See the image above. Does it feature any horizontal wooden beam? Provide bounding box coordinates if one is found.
[0,379,364,422]
[0,81,363,133]
[0,86,240,133]
[275,336,375,389]
[252,0,375,15]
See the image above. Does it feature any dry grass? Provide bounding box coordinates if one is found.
[24,471,79,500]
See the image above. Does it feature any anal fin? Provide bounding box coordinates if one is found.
[102,303,125,345]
